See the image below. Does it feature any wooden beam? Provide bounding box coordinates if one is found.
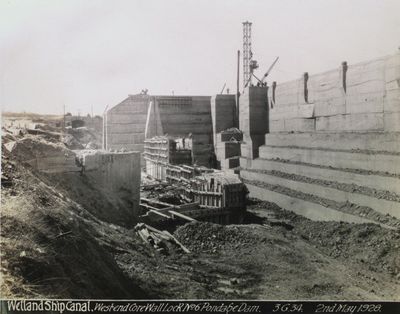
[148,209,171,219]
[141,197,174,208]
[176,202,200,210]
[168,210,196,222]
[163,230,191,254]
[140,203,161,211]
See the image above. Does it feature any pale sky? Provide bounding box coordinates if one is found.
[1,0,399,115]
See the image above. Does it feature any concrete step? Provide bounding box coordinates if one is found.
[241,170,400,219]
[221,156,240,170]
[250,158,400,195]
[258,145,400,175]
[240,156,252,169]
[264,132,400,153]
[245,183,383,225]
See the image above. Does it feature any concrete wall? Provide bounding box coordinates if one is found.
[107,94,214,166]
[106,94,150,152]
[79,151,141,218]
[154,97,209,132]
[211,94,236,147]
[156,96,213,166]
[82,151,140,195]
[26,150,141,210]
[268,52,400,133]
[244,52,400,226]
[239,86,269,159]
[8,139,142,221]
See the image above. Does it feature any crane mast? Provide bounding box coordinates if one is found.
[243,21,259,90]
[242,21,252,89]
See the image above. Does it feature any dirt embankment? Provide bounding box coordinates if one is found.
[39,171,138,227]
[3,135,137,226]
[1,149,147,298]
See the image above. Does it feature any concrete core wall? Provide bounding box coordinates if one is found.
[268,52,400,133]
[82,151,140,197]
[239,86,269,159]
[156,96,212,166]
[9,141,142,222]
[79,151,141,221]
[211,94,236,147]
[106,94,214,167]
[106,94,150,152]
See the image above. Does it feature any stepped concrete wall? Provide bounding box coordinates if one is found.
[264,132,400,153]
[244,131,400,227]
[250,157,400,195]
[245,184,384,225]
[268,52,400,133]
[259,145,400,174]
[242,170,400,219]
[241,52,400,227]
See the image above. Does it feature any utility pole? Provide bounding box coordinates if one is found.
[236,50,240,127]
[102,105,109,150]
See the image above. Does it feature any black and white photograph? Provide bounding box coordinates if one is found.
[1,0,399,312]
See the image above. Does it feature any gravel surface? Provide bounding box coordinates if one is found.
[174,222,259,253]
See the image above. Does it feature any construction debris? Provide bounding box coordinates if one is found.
[134,223,190,254]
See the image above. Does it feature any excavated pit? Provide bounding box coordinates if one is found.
[1,126,400,300]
